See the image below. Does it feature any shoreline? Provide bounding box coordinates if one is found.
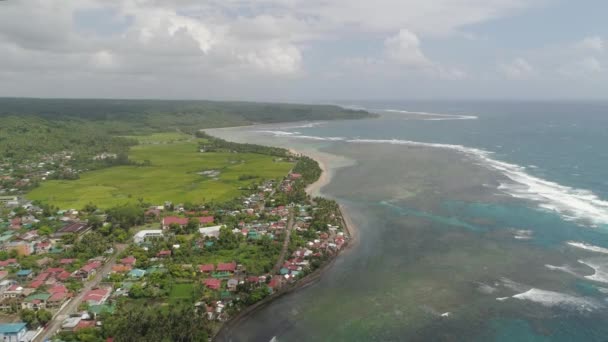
[213,147,359,341]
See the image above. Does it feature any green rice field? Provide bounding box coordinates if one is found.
[27,137,292,209]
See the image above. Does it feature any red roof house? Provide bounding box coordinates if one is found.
[217,262,236,272]
[203,278,221,290]
[120,256,136,266]
[83,288,110,305]
[157,250,171,258]
[198,264,214,273]
[75,261,102,279]
[162,216,214,229]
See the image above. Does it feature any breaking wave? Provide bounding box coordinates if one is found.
[256,131,608,227]
[578,258,608,284]
[346,139,608,227]
[511,288,602,311]
[382,109,478,120]
[567,242,608,255]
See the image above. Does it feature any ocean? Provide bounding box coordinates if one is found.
[210,101,608,342]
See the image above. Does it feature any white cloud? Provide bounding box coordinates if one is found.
[577,36,604,52]
[0,0,557,99]
[498,58,535,80]
[384,29,432,68]
[559,57,603,78]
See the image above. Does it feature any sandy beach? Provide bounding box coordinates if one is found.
[289,147,360,244]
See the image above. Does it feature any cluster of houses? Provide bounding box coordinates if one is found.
[0,151,77,195]
[0,165,351,339]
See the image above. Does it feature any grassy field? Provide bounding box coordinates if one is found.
[122,132,195,144]
[27,138,292,209]
[169,283,196,301]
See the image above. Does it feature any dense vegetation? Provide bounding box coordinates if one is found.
[0,97,370,162]
[196,131,289,157]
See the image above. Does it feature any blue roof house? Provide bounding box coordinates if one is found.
[128,269,146,279]
[0,322,27,342]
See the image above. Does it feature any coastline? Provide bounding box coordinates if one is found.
[213,147,359,341]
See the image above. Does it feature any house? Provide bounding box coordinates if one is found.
[133,230,164,244]
[203,278,221,290]
[83,288,111,306]
[0,259,18,269]
[75,320,96,331]
[47,291,69,308]
[53,222,91,237]
[2,285,25,299]
[21,293,51,310]
[15,269,33,279]
[0,271,7,281]
[35,240,53,254]
[198,264,214,273]
[9,218,21,230]
[89,303,115,319]
[0,322,27,342]
[121,256,136,266]
[75,261,102,279]
[61,317,82,331]
[156,250,171,258]
[227,278,239,291]
[246,276,263,284]
[198,225,223,238]
[60,258,76,265]
[162,216,214,229]
[216,262,236,273]
[128,269,146,279]
[111,265,132,274]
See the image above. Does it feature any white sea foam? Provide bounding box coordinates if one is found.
[499,277,529,293]
[278,122,324,129]
[345,138,608,227]
[257,129,608,227]
[545,264,581,277]
[567,241,608,254]
[578,258,608,284]
[511,288,602,311]
[514,229,533,240]
[260,131,345,141]
[382,109,478,121]
[255,130,298,136]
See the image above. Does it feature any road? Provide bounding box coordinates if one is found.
[35,244,127,342]
[271,210,295,274]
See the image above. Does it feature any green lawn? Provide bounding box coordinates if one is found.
[27,140,292,209]
[169,283,195,300]
[197,243,281,274]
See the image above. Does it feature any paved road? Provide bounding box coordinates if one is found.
[271,210,295,274]
[35,244,127,342]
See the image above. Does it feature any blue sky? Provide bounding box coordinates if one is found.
[0,0,606,101]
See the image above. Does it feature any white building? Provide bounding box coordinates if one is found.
[198,225,223,238]
[134,230,164,244]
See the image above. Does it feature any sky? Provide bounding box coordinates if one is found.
[0,0,607,102]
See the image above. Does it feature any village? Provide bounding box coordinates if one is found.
[0,165,349,341]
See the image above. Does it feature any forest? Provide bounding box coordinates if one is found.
[0,98,371,165]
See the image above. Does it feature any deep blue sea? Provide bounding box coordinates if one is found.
[212,101,608,342]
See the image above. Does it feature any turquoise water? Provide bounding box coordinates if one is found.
[211,101,608,341]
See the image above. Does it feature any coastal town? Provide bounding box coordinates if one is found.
[0,148,350,341]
